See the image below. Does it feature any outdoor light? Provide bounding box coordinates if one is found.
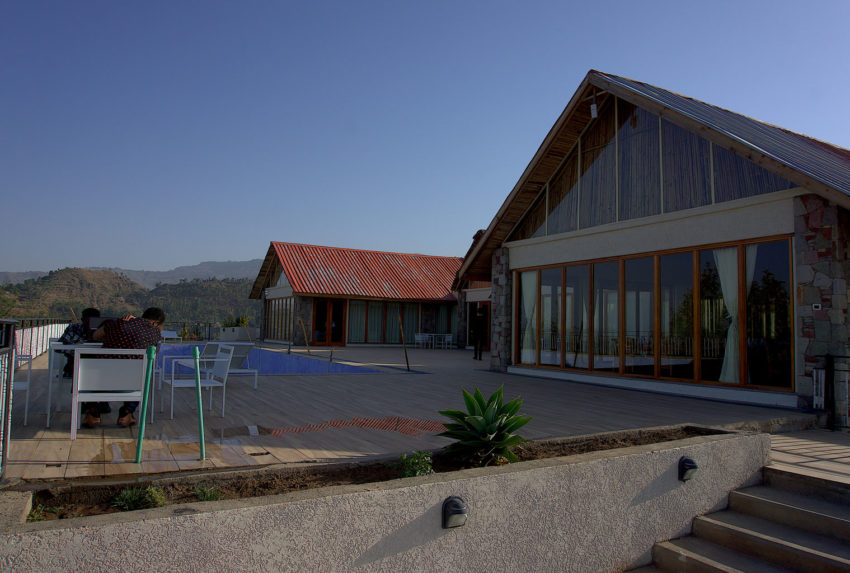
[442,496,468,529]
[679,456,698,482]
[590,93,598,119]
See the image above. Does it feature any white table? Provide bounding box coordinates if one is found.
[46,342,102,427]
[427,333,449,349]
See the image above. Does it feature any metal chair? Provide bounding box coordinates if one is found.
[161,344,233,419]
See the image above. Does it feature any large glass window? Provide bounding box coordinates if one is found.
[593,261,620,372]
[580,100,617,228]
[618,100,660,221]
[540,268,562,366]
[402,304,418,344]
[662,120,711,212]
[746,241,792,388]
[385,303,401,344]
[624,257,654,376]
[659,253,694,379]
[518,271,538,364]
[513,238,792,391]
[700,248,738,383]
[348,301,367,343]
[565,265,589,369]
[367,302,383,343]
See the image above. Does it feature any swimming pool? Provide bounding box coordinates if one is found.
[158,345,379,375]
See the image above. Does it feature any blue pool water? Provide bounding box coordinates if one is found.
[158,345,379,375]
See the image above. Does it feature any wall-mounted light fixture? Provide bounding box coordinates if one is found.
[442,496,468,529]
[590,92,598,119]
[678,456,698,482]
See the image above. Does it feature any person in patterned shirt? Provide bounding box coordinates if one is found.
[91,307,165,427]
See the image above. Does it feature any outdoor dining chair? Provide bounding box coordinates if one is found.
[227,343,259,389]
[69,347,150,440]
[161,344,233,419]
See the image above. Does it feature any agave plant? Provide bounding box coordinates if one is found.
[438,386,531,467]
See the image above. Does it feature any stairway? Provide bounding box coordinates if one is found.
[631,465,850,572]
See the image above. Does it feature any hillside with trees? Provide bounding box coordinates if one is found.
[0,268,260,324]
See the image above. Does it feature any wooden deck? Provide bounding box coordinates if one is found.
[3,345,820,484]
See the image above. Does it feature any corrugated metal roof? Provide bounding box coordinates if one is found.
[593,71,850,197]
[268,242,461,301]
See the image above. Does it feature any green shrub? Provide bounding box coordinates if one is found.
[111,485,168,511]
[438,386,531,467]
[194,484,222,502]
[395,450,435,477]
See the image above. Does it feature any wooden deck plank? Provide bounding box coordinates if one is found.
[7,346,821,482]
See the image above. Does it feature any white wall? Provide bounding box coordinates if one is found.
[1,431,768,572]
[507,192,796,270]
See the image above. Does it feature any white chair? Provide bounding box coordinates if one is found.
[161,344,232,420]
[441,334,454,349]
[414,333,429,349]
[227,343,258,389]
[13,350,33,426]
[70,348,150,440]
[161,330,182,343]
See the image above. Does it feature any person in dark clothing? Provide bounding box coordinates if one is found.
[58,307,101,377]
[89,307,165,428]
[470,308,486,360]
[59,308,113,420]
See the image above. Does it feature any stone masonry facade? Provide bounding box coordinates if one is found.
[489,247,512,371]
[794,194,850,408]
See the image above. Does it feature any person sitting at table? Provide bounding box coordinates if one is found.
[58,307,101,377]
[88,307,165,428]
[59,307,113,425]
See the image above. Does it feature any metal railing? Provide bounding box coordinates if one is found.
[14,318,68,360]
[1,319,18,477]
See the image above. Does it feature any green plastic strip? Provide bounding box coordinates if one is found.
[193,346,206,460]
[134,345,156,464]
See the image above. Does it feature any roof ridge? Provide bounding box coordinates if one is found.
[270,241,462,261]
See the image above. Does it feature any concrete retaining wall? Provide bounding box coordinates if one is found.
[1,431,769,572]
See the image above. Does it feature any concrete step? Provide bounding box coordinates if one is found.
[730,485,850,542]
[764,464,850,506]
[693,510,850,572]
[653,536,797,573]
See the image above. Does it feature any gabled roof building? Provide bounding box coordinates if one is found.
[456,70,850,408]
[250,242,462,346]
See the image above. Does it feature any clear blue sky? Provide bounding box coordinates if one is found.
[3,1,849,272]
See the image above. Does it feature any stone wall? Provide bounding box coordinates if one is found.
[794,194,850,407]
[490,247,512,371]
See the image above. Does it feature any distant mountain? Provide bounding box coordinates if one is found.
[1,268,149,318]
[0,259,263,289]
[0,267,260,323]
[0,271,48,285]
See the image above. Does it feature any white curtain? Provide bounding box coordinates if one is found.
[715,246,758,382]
[520,272,537,363]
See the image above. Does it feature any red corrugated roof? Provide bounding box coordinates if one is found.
[271,242,461,301]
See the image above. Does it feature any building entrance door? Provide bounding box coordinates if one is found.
[467,301,490,351]
[313,299,346,345]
